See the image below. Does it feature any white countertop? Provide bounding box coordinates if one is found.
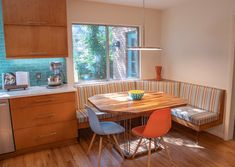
[0,84,76,100]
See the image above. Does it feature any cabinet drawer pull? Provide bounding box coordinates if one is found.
[38,132,57,138]
[35,113,55,119]
[33,99,53,104]
[29,52,48,56]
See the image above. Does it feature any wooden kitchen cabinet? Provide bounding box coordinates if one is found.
[10,92,78,150]
[14,120,77,150]
[2,0,68,58]
[2,0,67,26]
[4,25,68,58]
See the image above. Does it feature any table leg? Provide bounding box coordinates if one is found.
[117,114,162,159]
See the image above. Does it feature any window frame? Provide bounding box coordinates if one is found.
[125,30,140,78]
[72,23,140,83]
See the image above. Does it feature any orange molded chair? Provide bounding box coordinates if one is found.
[132,108,174,167]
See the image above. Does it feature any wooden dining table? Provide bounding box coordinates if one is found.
[88,91,187,158]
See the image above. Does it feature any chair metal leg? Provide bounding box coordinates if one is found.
[160,137,174,166]
[112,134,125,159]
[98,136,103,167]
[154,138,160,151]
[132,137,143,159]
[147,139,152,167]
[87,133,96,154]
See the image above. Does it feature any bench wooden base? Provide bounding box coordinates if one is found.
[172,116,224,143]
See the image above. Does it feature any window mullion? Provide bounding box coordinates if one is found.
[106,26,110,80]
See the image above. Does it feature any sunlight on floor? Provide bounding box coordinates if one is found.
[119,138,161,156]
[118,136,205,157]
[164,136,205,149]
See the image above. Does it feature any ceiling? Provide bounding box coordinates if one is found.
[84,0,190,9]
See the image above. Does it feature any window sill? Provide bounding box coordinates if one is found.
[74,78,140,86]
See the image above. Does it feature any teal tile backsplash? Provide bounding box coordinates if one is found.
[0,1,67,89]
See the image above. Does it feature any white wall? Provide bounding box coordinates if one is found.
[161,0,235,139]
[66,0,235,139]
[66,0,162,83]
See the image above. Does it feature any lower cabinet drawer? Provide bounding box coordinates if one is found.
[14,120,77,150]
[11,101,76,130]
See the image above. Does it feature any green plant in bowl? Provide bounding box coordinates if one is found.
[128,90,145,100]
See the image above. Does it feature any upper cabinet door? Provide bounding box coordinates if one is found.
[4,25,68,58]
[2,0,67,26]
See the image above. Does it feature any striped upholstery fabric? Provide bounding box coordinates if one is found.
[75,80,224,126]
[76,81,136,109]
[171,106,219,125]
[135,80,180,97]
[76,108,114,123]
[179,82,224,113]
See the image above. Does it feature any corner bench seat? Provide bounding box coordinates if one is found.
[171,82,225,131]
[171,105,219,126]
[75,80,225,132]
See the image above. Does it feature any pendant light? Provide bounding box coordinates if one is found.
[127,0,162,51]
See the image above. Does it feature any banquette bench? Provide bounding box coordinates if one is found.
[75,80,225,135]
[76,81,136,129]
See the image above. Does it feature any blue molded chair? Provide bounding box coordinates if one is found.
[85,105,125,166]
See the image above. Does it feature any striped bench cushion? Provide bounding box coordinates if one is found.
[135,80,180,97]
[76,81,136,109]
[171,106,219,125]
[180,82,224,113]
[76,108,114,123]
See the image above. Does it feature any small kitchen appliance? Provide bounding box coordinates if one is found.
[47,62,64,88]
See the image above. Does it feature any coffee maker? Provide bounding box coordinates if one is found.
[47,62,64,88]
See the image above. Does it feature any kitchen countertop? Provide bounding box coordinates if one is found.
[0,84,76,100]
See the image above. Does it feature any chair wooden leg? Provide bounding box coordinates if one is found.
[98,136,103,167]
[147,139,152,167]
[107,135,112,149]
[112,134,125,159]
[196,131,200,144]
[160,137,174,166]
[87,133,96,154]
[132,137,143,159]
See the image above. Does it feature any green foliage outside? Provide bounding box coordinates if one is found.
[73,25,107,80]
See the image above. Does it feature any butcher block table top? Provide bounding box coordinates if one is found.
[88,92,187,115]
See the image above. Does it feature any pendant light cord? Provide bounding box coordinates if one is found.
[127,0,162,51]
[142,0,146,47]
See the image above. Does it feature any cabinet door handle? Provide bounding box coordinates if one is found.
[0,103,7,107]
[38,132,57,139]
[35,113,55,119]
[29,52,48,56]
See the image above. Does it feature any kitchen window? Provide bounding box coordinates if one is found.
[72,24,139,82]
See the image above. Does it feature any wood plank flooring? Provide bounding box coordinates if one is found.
[1,128,235,167]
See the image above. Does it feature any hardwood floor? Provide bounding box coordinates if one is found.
[1,128,235,167]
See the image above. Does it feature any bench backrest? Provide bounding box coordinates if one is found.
[75,80,225,114]
[135,80,180,97]
[179,82,225,113]
[76,81,136,109]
